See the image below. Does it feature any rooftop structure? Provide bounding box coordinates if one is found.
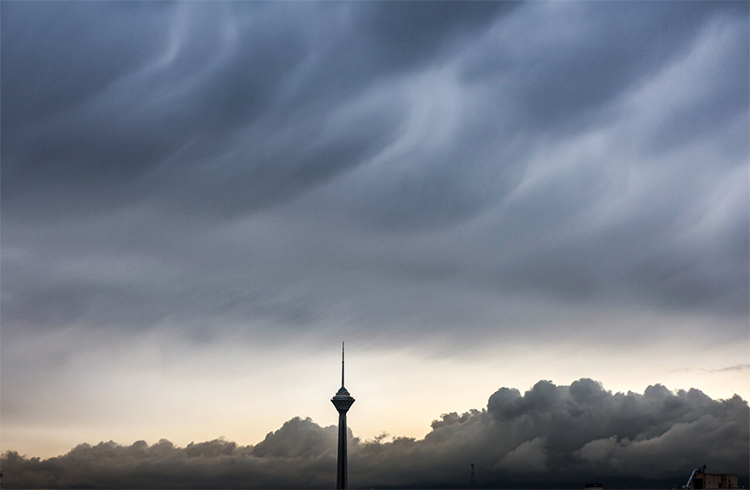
[683,465,738,489]
[689,473,738,489]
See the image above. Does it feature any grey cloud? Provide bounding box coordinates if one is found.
[354,379,748,487]
[355,1,519,71]
[497,437,549,473]
[1,420,338,489]
[250,417,339,460]
[3,0,745,230]
[3,2,313,216]
[284,2,520,106]
[461,2,747,132]
[1,2,170,127]
[1,0,747,389]
[3,380,747,488]
[2,1,516,222]
[675,364,750,374]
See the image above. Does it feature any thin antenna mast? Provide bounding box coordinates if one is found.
[341,342,345,387]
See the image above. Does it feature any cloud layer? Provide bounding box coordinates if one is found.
[2,0,748,462]
[4,379,748,488]
[2,1,747,341]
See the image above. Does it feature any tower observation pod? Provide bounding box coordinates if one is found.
[331,342,355,490]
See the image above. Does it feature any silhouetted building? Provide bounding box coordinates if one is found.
[331,343,355,490]
[689,474,738,489]
[683,466,738,489]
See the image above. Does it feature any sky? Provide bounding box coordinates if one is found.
[1,0,749,486]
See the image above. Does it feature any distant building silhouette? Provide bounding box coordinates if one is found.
[681,465,738,489]
[331,343,355,490]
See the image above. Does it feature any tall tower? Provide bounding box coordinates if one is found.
[331,342,355,490]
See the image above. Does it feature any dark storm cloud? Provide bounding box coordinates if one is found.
[1,1,748,343]
[3,380,747,488]
[3,2,313,214]
[352,1,518,75]
[1,1,515,220]
[460,1,748,131]
[351,379,748,487]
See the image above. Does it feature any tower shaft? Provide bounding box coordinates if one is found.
[337,412,348,490]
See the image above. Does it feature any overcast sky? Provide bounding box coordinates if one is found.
[1,0,748,484]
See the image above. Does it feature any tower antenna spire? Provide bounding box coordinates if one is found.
[341,342,345,387]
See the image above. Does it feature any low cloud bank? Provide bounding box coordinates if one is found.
[3,379,748,488]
